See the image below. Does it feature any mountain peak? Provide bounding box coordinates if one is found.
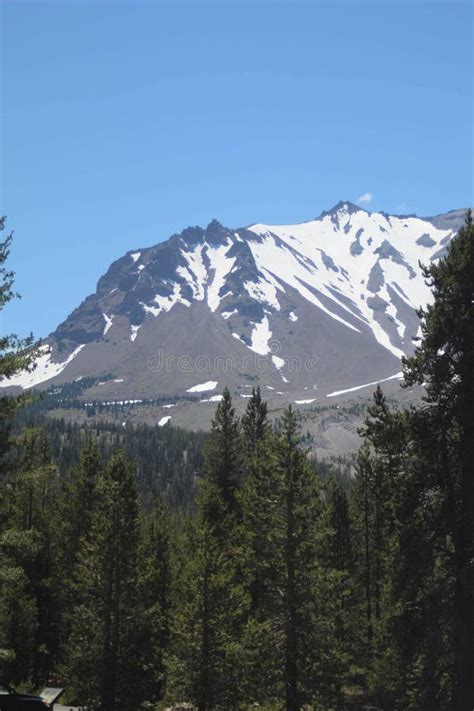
[318,200,363,220]
[205,218,232,245]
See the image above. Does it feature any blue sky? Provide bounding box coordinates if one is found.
[1,0,472,337]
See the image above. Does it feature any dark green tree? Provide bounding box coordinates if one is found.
[240,432,283,702]
[403,211,474,710]
[329,481,353,572]
[353,443,376,656]
[62,438,103,570]
[0,217,39,464]
[66,451,140,711]
[274,406,339,710]
[169,389,248,708]
[135,497,174,704]
[241,386,273,614]
[241,385,269,455]
[167,515,247,710]
[200,386,243,541]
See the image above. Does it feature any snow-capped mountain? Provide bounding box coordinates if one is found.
[2,202,467,405]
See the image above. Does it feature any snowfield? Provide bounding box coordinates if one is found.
[1,344,85,390]
[248,206,453,360]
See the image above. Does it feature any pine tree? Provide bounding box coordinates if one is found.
[389,406,454,709]
[69,437,103,547]
[169,389,248,708]
[274,406,332,710]
[168,516,247,710]
[60,437,103,580]
[66,451,140,711]
[237,389,284,702]
[0,217,39,464]
[353,391,410,704]
[353,443,376,656]
[241,386,272,614]
[326,478,360,694]
[0,219,42,684]
[360,392,391,629]
[200,386,243,542]
[279,406,309,710]
[403,211,474,710]
[241,404,346,709]
[329,481,353,572]
[241,385,269,455]
[240,437,283,702]
[136,497,174,704]
[53,438,104,676]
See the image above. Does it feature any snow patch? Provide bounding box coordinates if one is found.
[103,313,114,335]
[249,317,272,355]
[206,243,236,312]
[200,394,224,403]
[295,398,316,404]
[221,309,238,320]
[272,355,285,370]
[141,282,191,317]
[130,252,141,263]
[244,276,281,311]
[1,344,85,390]
[130,324,141,342]
[179,244,207,301]
[186,380,218,393]
[327,372,403,398]
[158,416,171,426]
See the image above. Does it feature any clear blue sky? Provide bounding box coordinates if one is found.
[1,0,472,338]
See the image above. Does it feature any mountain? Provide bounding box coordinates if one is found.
[2,202,467,413]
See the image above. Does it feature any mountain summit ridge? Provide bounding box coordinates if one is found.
[318,200,365,219]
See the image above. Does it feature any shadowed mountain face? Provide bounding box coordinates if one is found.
[2,203,467,407]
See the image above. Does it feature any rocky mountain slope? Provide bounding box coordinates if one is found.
[2,202,467,420]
